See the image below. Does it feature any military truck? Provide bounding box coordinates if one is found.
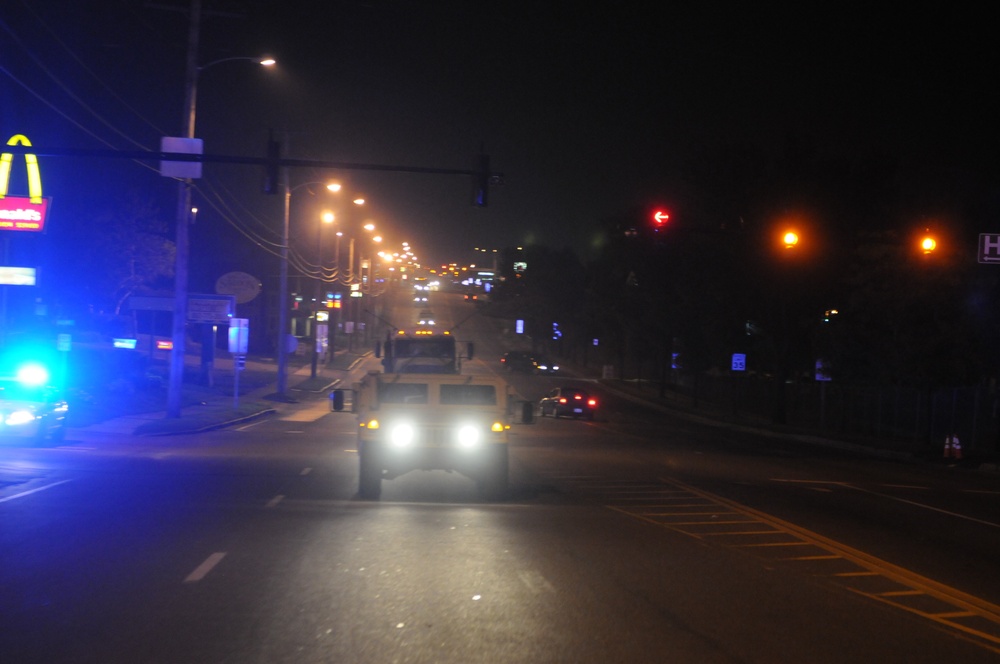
[332,370,512,499]
[332,331,515,500]
[376,329,472,374]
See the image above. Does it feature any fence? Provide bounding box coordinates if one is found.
[609,371,999,458]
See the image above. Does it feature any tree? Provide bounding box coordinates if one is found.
[63,192,175,316]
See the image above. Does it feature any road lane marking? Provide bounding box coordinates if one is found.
[0,479,71,503]
[535,471,1000,654]
[846,484,1000,529]
[300,467,312,476]
[518,570,556,594]
[265,495,285,509]
[184,552,226,583]
[773,479,1000,529]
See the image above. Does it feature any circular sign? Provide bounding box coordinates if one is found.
[215,271,261,304]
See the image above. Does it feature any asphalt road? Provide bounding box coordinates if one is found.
[2,290,1000,662]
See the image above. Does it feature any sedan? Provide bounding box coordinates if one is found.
[538,387,597,420]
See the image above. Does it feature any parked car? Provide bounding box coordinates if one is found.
[0,363,69,444]
[538,387,597,419]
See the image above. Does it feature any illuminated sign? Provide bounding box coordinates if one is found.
[0,266,36,285]
[0,134,50,232]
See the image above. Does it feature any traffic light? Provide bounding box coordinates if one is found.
[263,135,280,195]
[652,209,670,231]
[471,153,489,207]
[919,233,937,254]
[782,230,799,249]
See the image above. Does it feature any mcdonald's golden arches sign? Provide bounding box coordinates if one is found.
[0,134,50,232]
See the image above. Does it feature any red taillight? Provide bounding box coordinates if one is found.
[558,397,567,404]
[588,399,597,407]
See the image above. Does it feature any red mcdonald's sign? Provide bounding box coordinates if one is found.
[0,134,50,232]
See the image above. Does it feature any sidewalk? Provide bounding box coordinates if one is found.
[71,349,368,438]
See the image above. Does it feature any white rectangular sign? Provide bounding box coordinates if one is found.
[979,234,1000,263]
[228,318,249,354]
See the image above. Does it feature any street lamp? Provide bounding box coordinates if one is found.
[310,209,336,378]
[166,0,274,418]
[276,180,341,398]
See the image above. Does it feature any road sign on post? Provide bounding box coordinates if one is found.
[228,318,249,354]
[978,234,1000,264]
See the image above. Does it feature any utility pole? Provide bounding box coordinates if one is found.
[166,0,200,418]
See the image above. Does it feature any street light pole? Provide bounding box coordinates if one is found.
[166,0,274,417]
[276,181,342,394]
[311,211,334,379]
[166,0,201,419]
[276,168,292,399]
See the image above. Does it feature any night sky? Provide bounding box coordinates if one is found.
[2,2,998,288]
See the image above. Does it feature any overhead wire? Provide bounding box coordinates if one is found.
[3,5,398,292]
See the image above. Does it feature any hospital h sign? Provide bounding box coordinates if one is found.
[979,234,1000,264]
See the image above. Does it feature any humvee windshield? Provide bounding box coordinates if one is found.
[439,384,497,406]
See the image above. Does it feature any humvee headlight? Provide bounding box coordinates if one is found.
[390,423,416,448]
[456,424,480,448]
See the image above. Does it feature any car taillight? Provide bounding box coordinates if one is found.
[558,397,567,404]
[588,399,597,407]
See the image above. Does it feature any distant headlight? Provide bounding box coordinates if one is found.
[390,423,416,448]
[5,409,37,426]
[456,424,480,448]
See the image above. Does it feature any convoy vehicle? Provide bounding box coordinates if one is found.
[332,370,512,499]
[376,329,471,374]
[333,330,518,499]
